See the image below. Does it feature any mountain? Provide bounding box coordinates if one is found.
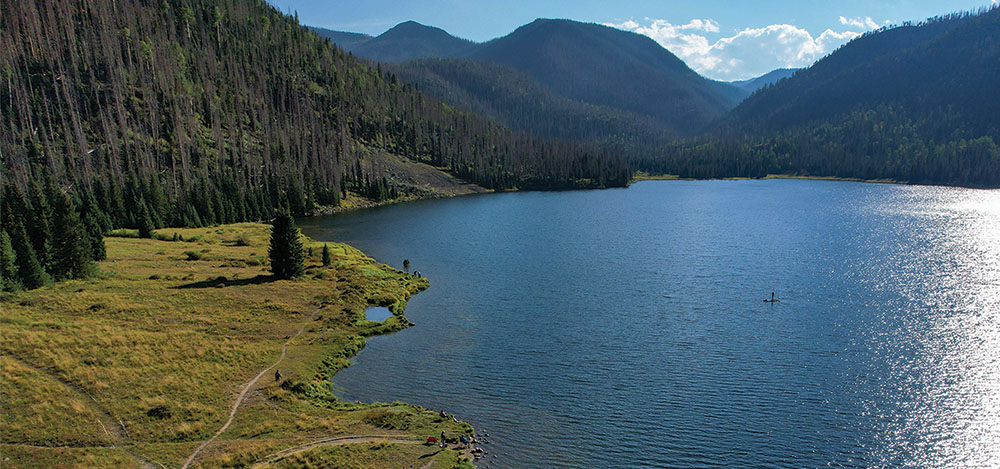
[729,68,799,93]
[322,19,744,136]
[654,6,1000,186]
[384,58,673,152]
[309,26,372,51]
[1,0,630,234]
[337,21,476,62]
[461,19,743,134]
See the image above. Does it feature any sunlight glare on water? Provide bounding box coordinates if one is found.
[868,187,1000,467]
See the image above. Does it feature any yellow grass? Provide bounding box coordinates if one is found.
[0,223,472,468]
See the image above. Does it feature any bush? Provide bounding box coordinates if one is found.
[147,405,171,419]
[183,251,201,261]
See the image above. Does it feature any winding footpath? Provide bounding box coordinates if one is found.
[3,355,159,469]
[180,306,324,469]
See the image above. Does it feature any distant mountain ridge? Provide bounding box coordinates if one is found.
[729,68,799,93]
[315,18,747,137]
[462,19,744,134]
[308,27,371,51]
[312,21,475,62]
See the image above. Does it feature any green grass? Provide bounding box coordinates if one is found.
[761,174,903,184]
[629,171,683,183]
[0,223,471,468]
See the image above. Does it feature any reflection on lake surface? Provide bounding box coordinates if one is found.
[299,180,1000,468]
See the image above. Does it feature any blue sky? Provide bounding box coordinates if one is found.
[269,0,996,80]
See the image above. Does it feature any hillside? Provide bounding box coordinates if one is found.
[384,58,673,153]
[650,7,1000,187]
[731,9,999,135]
[1,0,630,235]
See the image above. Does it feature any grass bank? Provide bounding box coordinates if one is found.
[1,223,473,468]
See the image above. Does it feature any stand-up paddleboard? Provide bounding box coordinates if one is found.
[764,292,780,303]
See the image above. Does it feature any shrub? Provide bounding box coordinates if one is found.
[147,405,171,419]
[183,251,201,261]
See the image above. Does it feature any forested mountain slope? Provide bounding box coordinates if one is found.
[462,19,743,134]
[649,7,1000,186]
[1,0,630,228]
[383,58,673,154]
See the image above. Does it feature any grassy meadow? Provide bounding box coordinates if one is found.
[0,223,473,468]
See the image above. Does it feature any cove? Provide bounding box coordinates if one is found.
[364,306,393,322]
[298,179,1000,468]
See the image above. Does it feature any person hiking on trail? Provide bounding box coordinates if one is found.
[274,369,282,382]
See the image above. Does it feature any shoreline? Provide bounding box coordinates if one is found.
[314,171,994,223]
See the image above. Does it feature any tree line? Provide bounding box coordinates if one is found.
[1,176,106,291]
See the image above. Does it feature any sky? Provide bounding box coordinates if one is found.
[268,0,997,81]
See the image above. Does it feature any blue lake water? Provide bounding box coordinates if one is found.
[298,180,1000,468]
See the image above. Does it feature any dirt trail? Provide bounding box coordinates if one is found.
[3,355,159,468]
[249,435,423,467]
[4,355,127,440]
[180,306,323,469]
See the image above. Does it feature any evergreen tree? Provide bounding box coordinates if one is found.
[50,191,94,280]
[25,180,53,272]
[322,244,331,266]
[1,230,19,292]
[268,212,304,279]
[9,222,48,289]
[82,212,107,261]
[137,200,155,238]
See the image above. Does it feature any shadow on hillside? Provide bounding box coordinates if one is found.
[172,274,276,289]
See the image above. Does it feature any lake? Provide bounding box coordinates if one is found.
[298,180,1000,468]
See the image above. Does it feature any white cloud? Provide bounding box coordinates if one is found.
[606,17,885,81]
[839,16,881,29]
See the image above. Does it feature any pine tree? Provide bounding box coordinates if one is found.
[9,222,48,289]
[1,230,19,291]
[82,212,107,261]
[25,181,53,272]
[50,191,94,280]
[137,200,155,238]
[322,244,331,267]
[268,212,304,279]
